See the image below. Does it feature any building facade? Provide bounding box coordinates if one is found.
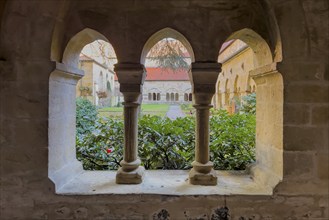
[76,54,115,106]
[215,40,257,112]
[114,67,192,105]
[142,68,192,104]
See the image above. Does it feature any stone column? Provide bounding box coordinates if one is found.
[188,62,222,185]
[115,63,146,184]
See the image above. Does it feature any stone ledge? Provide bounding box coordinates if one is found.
[56,170,273,195]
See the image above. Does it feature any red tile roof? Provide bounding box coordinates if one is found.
[114,67,190,81]
[145,67,189,81]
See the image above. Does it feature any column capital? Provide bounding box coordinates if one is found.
[115,63,146,103]
[114,63,146,86]
[189,62,222,94]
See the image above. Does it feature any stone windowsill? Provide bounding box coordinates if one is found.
[57,170,273,195]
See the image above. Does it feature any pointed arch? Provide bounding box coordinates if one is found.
[62,28,116,68]
[140,27,195,65]
[224,28,275,68]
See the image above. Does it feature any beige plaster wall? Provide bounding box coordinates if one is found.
[0,0,328,219]
[216,41,256,109]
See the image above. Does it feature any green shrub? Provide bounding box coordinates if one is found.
[76,109,256,171]
[76,97,98,136]
[138,115,195,169]
[210,109,256,170]
[240,93,256,115]
[76,117,124,170]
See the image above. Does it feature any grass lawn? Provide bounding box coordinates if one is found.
[180,104,195,115]
[98,104,170,117]
[141,104,169,112]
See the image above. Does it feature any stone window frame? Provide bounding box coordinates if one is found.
[49,28,283,195]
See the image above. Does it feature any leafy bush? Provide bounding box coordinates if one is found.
[76,109,256,170]
[210,109,256,170]
[76,117,124,170]
[76,97,98,136]
[138,115,195,169]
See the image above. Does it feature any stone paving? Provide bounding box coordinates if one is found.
[166,105,186,119]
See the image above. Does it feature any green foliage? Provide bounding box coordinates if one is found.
[76,97,98,136]
[240,93,256,115]
[210,109,256,170]
[76,117,124,170]
[138,115,195,169]
[76,109,256,171]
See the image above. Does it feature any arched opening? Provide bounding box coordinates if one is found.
[215,80,222,109]
[132,28,195,170]
[215,28,283,188]
[224,79,230,107]
[140,27,195,65]
[49,29,119,190]
[140,28,193,112]
[175,93,179,101]
[77,40,118,109]
[184,93,188,101]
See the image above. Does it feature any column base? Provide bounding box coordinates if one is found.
[189,161,217,185]
[116,166,145,184]
[189,168,217,185]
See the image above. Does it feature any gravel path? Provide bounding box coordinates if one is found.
[166,105,186,120]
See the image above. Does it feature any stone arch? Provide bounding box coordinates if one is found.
[49,28,118,190]
[218,27,284,189]
[62,28,115,68]
[224,28,275,68]
[140,27,195,65]
[50,0,72,62]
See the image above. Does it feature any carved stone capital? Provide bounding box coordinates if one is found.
[189,62,222,94]
[114,63,146,86]
[115,63,146,104]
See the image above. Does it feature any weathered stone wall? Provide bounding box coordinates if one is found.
[0,0,328,219]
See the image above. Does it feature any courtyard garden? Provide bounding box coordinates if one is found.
[76,94,256,171]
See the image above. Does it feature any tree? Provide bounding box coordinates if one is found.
[146,38,190,70]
